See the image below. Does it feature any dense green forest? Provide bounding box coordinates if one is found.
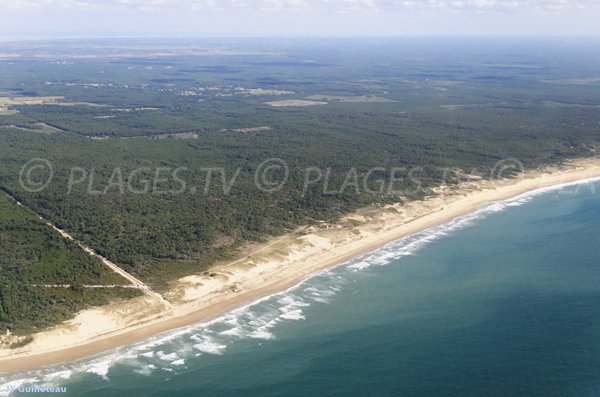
[0,193,139,336]
[1,38,600,333]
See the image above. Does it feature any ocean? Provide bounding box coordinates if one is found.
[3,179,600,396]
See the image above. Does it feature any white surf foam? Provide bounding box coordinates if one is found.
[280,310,305,320]
[84,360,112,378]
[156,351,179,362]
[191,337,228,355]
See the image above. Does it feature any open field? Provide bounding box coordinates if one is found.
[231,126,272,133]
[264,99,327,107]
[237,88,294,96]
[0,108,17,116]
[0,122,63,134]
[0,96,105,117]
[305,94,396,103]
[150,132,199,139]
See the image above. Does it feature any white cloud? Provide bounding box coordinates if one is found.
[0,0,597,37]
[0,0,592,12]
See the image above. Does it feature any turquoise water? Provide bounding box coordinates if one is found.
[4,179,600,396]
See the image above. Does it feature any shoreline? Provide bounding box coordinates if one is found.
[2,158,600,375]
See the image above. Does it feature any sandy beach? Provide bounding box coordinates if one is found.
[2,157,600,374]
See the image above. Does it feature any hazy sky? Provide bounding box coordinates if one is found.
[1,0,599,39]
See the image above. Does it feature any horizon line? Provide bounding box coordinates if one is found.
[2,34,600,44]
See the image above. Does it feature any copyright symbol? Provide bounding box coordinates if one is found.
[19,158,54,192]
[254,158,289,192]
[490,158,525,181]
